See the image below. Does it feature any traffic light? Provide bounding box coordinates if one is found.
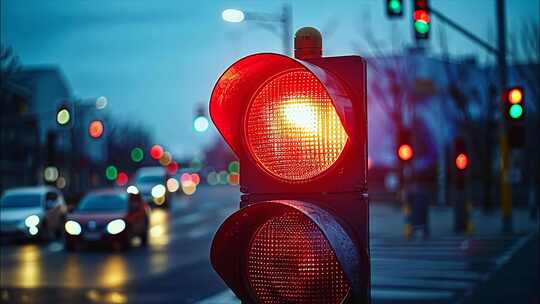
[209,28,369,303]
[453,138,467,188]
[503,87,524,121]
[397,129,413,162]
[56,100,74,127]
[386,0,403,17]
[88,120,104,139]
[413,0,430,40]
[503,87,525,148]
[193,105,209,132]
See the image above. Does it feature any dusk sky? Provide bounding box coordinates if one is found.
[2,0,538,158]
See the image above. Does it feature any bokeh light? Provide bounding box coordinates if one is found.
[218,171,229,185]
[130,147,144,163]
[126,185,139,194]
[166,178,179,192]
[105,166,118,181]
[228,172,240,185]
[43,166,59,182]
[228,161,240,173]
[88,120,104,138]
[166,161,179,175]
[207,172,218,186]
[116,172,128,186]
[193,116,209,132]
[56,176,67,189]
[159,151,172,166]
[95,96,108,109]
[56,108,70,125]
[150,145,164,160]
[222,8,245,23]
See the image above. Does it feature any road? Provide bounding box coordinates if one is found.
[0,186,537,303]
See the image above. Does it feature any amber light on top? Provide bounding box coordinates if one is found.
[508,88,523,104]
[245,69,348,182]
[455,153,468,170]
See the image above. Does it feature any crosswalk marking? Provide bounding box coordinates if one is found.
[195,233,532,304]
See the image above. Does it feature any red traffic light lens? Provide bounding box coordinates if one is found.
[398,144,413,161]
[455,153,468,170]
[150,145,164,160]
[508,88,523,104]
[88,120,104,138]
[414,9,430,23]
[245,70,348,182]
[247,211,350,303]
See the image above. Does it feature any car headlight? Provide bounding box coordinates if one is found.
[65,220,82,235]
[106,219,126,235]
[24,215,40,228]
[151,184,166,198]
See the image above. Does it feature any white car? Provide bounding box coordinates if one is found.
[0,186,67,240]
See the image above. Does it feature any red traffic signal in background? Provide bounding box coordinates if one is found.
[397,129,413,162]
[413,0,430,39]
[88,120,104,139]
[453,138,467,188]
[209,27,369,303]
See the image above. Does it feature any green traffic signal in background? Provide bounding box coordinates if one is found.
[388,0,402,14]
[56,108,71,125]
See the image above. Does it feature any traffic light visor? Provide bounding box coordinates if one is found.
[211,200,364,303]
[210,53,357,183]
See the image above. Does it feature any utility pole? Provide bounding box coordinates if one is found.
[429,1,511,233]
[496,0,512,233]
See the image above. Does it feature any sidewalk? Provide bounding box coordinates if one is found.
[370,203,538,238]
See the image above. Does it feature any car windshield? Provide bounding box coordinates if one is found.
[136,175,163,184]
[77,193,127,213]
[0,193,42,208]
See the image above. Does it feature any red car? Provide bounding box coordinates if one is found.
[64,189,150,251]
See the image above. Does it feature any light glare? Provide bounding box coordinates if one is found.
[222,9,245,23]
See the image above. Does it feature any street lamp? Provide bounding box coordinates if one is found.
[221,4,292,55]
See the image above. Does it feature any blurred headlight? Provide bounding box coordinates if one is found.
[106,219,126,235]
[24,215,40,228]
[126,185,139,194]
[28,226,39,236]
[65,220,82,235]
[151,184,166,198]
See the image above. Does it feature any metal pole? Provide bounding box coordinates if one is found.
[496,0,512,233]
[282,4,292,56]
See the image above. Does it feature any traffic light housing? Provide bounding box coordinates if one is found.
[453,138,467,188]
[503,87,524,121]
[413,0,430,40]
[209,47,369,302]
[397,129,413,162]
[386,0,403,17]
[503,87,525,148]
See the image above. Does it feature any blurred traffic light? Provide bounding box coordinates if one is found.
[56,101,73,127]
[130,147,144,162]
[194,104,210,133]
[105,165,118,181]
[209,28,370,303]
[150,145,164,160]
[193,116,209,132]
[116,172,128,186]
[88,120,104,138]
[387,0,403,17]
[413,0,430,39]
[503,87,525,148]
[453,138,467,188]
[504,87,524,121]
[397,130,413,162]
